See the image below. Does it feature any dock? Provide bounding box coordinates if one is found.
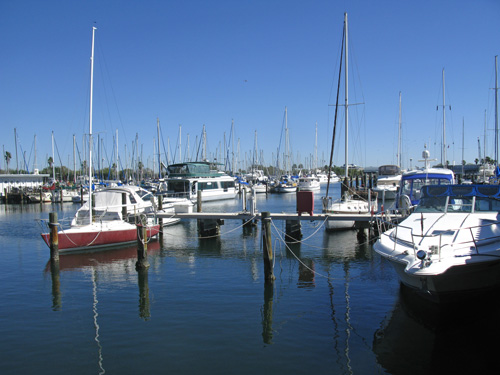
[156,211,382,223]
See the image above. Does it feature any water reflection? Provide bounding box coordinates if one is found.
[261,282,274,345]
[374,284,500,374]
[45,242,160,320]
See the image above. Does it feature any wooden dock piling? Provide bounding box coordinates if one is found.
[261,211,275,282]
[135,224,150,270]
[158,195,164,242]
[285,220,302,242]
[49,212,59,262]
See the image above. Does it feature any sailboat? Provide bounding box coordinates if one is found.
[322,13,377,230]
[273,107,298,193]
[41,27,160,252]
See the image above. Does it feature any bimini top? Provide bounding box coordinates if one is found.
[166,162,226,178]
[421,184,500,198]
[416,184,500,213]
[401,167,454,181]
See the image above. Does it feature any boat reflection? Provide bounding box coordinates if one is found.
[44,241,161,272]
[373,284,500,374]
[45,241,161,320]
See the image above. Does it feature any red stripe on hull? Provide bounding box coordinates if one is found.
[41,224,160,251]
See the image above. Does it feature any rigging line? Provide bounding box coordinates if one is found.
[96,38,128,147]
[326,21,345,199]
[269,219,343,281]
[270,216,329,245]
[162,215,259,240]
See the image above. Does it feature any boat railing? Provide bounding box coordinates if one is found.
[383,220,500,261]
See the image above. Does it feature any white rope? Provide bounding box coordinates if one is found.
[163,215,259,240]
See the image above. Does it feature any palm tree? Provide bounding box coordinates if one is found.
[4,151,11,173]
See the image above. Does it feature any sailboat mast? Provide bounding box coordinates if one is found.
[157,118,161,179]
[495,55,498,165]
[315,122,318,170]
[51,131,55,181]
[89,26,96,224]
[344,12,349,178]
[442,68,446,167]
[73,135,76,183]
[33,134,37,173]
[462,118,465,176]
[398,92,402,168]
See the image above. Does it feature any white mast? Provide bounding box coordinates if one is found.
[73,135,76,183]
[462,118,465,176]
[115,129,118,180]
[33,134,37,173]
[398,92,402,169]
[157,118,161,178]
[179,125,182,163]
[285,106,289,173]
[442,68,447,167]
[51,131,56,181]
[344,12,349,178]
[495,55,498,165]
[314,122,318,171]
[89,26,96,223]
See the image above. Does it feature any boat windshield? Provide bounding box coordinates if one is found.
[401,177,452,202]
[415,196,475,213]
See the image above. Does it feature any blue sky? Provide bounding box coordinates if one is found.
[1,0,499,174]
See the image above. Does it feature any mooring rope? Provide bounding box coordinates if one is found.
[162,214,259,240]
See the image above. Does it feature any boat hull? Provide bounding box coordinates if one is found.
[41,222,160,252]
[385,256,500,300]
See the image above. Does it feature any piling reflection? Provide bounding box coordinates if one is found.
[49,259,61,311]
[261,282,274,345]
[45,242,160,321]
[137,268,150,320]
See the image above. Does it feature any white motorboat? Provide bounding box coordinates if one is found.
[317,171,340,184]
[373,165,401,200]
[251,182,268,194]
[395,148,454,213]
[164,162,238,202]
[298,175,321,191]
[374,184,500,300]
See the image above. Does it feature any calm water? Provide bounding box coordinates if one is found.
[1,185,499,374]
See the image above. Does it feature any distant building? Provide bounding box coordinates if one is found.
[0,172,51,200]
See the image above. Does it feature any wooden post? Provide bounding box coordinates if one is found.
[197,190,202,212]
[158,195,164,242]
[80,186,84,206]
[261,211,275,282]
[285,219,302,242]
[136,224,150,270]
[49,212,59,262]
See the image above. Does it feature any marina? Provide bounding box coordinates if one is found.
[2,2,500,374]
[2,184,500,374]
